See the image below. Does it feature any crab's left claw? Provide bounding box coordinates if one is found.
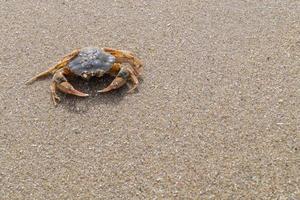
[98,65,139,93]
[98,76,126,93]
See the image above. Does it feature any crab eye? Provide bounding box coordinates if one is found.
[82,72,88,78]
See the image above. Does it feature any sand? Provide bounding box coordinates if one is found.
[0,0,299,199]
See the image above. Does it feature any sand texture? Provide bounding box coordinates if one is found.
[0,0,299,199]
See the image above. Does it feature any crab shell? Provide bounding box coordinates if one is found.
[68,47,116,79]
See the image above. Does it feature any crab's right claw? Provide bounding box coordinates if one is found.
[57,82,89,97]
[51,81,88,106]
[52,68,89,102]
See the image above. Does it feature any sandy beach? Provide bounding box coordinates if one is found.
[0,0,299,199]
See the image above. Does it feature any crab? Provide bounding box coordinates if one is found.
[26,47,143,105]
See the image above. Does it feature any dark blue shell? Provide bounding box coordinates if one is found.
[68,47,115,76]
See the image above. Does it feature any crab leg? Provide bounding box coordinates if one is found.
[51,68,88,105]
[103,47,143,76]
[98,65,139,93]
[26,49,80,84]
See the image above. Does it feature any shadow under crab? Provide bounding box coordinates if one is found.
[60,75,129,113]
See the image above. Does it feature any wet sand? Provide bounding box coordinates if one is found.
[0,0,299,199]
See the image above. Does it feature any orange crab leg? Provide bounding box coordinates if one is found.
[107,63,121,76]
[103,47,143,76]
[26,49,80,84]
[100,48,142,93]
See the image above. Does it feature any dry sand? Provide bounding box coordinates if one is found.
[0,0,299,199]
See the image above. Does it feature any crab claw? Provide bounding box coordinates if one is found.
[57,82,89,97]
[98,77,126,93]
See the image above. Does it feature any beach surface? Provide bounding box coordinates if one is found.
[0,0,299,199]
